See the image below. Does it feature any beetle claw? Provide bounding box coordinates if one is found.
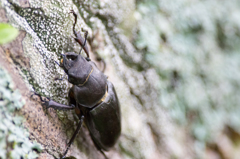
[42,100,50,109]
[32,92,51,109]
[69,9,75,14]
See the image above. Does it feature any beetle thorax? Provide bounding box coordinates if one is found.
[61,52,92,85]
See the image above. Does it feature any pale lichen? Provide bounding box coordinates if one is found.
[1,0,170,158]
[0,67,42,159]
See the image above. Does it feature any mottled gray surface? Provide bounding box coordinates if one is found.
[0,0,192,159]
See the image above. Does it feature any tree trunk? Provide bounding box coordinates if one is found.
[0,0,193,159]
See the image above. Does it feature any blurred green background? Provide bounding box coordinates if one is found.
[134,0,240,157]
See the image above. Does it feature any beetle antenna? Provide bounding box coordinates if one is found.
[40,51,60,68]
[54,60,60,66]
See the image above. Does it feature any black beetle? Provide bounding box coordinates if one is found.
[36,10,121,159]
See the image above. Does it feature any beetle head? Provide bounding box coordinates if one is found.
[60,52,92,85]
[60,52,78,73]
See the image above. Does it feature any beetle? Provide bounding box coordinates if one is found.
[35,10,121,159]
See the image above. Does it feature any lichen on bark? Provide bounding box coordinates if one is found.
[0,0,181,159]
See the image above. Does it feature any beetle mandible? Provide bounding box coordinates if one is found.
[36,10,121,159]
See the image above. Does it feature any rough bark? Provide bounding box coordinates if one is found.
[0,0,194,159]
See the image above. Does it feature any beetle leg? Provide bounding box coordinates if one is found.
[74,30,89,58]
[46,100,75,110]
[70,10,90,58]
[33,92,75,110]
[61,114,84,159]
[79,31,88,55]
[95,56,106,72]
[69,10,78,37]
[100,149,108,159]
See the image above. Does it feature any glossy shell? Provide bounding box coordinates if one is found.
[72,61,107,108]
[84,81,121,151]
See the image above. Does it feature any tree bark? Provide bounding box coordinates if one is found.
[0,0,193,159]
